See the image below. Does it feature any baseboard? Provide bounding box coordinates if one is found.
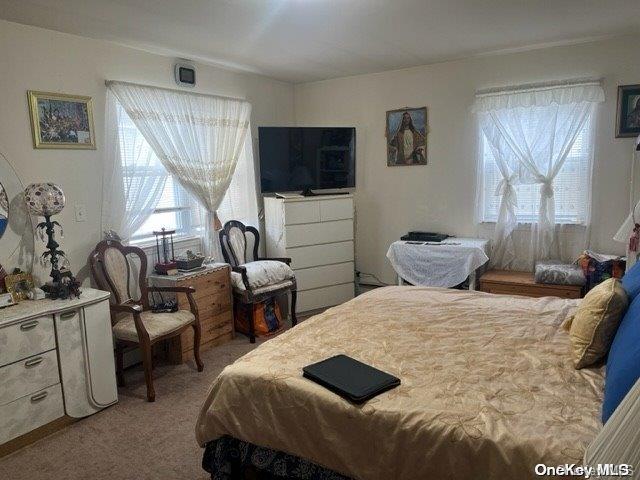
[0,416,77,458]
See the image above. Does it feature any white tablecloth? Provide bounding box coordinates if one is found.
[386,238,490,288]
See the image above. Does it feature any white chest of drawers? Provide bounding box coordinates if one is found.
[264,194,355,312]
[0,288,118,448]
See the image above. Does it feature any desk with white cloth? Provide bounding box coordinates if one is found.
[386,238,490,289]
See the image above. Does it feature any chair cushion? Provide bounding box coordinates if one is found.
[113,309,195,342]
[603,293,640,423]
[251,280,295,295]
[562,278,628,369]
[622,260,640,299]
[230,260,295,291]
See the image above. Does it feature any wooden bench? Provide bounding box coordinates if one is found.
[479,269,583,299]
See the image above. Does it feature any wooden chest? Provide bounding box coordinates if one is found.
[149,264,234,364]
[479,270,583,299]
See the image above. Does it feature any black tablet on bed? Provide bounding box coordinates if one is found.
[302,354,401,403]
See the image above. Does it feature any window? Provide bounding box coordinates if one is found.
[113,100,258,245]
[117,107,203,243]
[479,113,593,224]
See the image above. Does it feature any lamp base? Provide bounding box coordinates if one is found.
[41,271,81,300]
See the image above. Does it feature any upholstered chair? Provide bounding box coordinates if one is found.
[219,220,297,343]
[89,239,203,402]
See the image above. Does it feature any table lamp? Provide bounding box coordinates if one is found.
[24,182,80,299]
[613,134,640,269]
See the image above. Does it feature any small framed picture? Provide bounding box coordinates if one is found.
[5,272,35,302]
[386,107,427,166]
[0,292,16,308]
[27,91,96,149]
[616,84,640,138]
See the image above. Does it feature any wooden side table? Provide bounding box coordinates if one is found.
[479,270,583,299]
[149,263,234,364]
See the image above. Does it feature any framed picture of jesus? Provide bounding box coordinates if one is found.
[386,107,427,166]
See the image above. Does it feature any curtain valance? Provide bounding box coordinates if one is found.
[472,80,604,113]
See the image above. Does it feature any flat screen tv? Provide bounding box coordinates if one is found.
[258,127,355,195]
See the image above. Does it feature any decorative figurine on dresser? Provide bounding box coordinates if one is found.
[153,228,178,275]
[24,183,81,299]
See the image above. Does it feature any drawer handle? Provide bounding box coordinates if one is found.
[20,320,39,331]
[30,391,48,402]
[24,356,44,368]
[60,311,77,320]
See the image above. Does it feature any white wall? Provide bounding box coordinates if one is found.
[2,20,638,289]
[294,35,640,284]
[0,20,294,284]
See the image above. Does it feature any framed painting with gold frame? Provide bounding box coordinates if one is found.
[27,91,96,149]
[5,272,35,302]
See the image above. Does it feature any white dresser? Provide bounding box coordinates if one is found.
[264,194,355,312]
[0,288,118,448]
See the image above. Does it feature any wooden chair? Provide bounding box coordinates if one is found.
[219,220,298,343]
[89,239,204,402]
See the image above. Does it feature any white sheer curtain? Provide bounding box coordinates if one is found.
[473,80,604,268]
[106,81,252,258]
[102,90,168,241]
[216,133,259,227]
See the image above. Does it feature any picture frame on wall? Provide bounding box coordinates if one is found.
[386,107,427,166]
[616,84,640,138]
[27,91,96,149]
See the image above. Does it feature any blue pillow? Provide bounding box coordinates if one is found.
[602,293,640,423]
[622,260,640,299]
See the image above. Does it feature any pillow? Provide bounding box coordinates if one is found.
[622,260,640,299]
[602,293,640,423]
[563,278,628,369]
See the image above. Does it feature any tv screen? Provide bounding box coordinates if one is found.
[258,127,355,194]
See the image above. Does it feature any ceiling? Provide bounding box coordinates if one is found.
[1,0,639,83]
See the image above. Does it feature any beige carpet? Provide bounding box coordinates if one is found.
[0,336,260,480]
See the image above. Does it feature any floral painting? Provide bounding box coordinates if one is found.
[386,107,427,166]
[28,91,96,149]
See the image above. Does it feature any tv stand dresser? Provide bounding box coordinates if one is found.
[264,194,355,312]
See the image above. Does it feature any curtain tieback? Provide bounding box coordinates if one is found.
[495,177,517,201]
[538,178,554,198]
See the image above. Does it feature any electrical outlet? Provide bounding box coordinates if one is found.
[74,204,87,222]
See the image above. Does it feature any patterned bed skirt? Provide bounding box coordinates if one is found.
[202,436,351,480]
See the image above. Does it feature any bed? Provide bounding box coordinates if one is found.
[196,286,604,479]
